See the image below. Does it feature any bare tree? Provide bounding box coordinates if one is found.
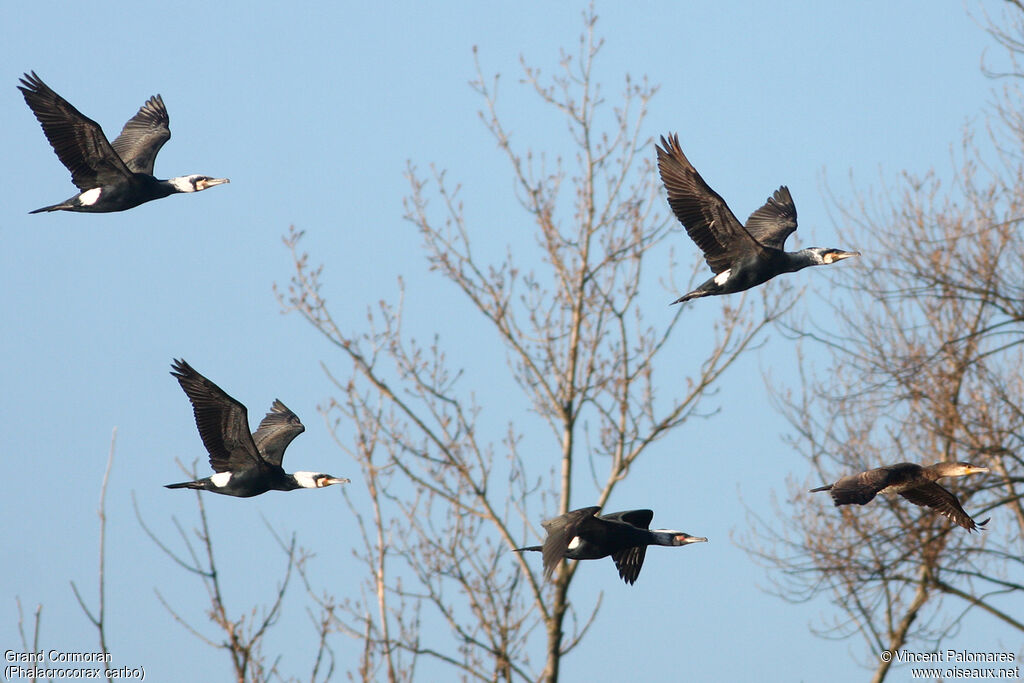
[14,598,43,683]
[71,427,117,683]
[136,461,334,683]
[279,9,795,681]
[745,8,1024,682]
[9,430,118,683]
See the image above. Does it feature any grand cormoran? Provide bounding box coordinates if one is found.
[166,359,349,497]
[514,506,707,584]
[810,461,990,531]
[18,72,228,213]
[656,133,858,304]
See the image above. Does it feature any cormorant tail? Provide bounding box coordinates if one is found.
[809,484,833,493]
[512,545,542,553]
[29,202,68,214]
[671,287,715,305]
[165,481,202,490]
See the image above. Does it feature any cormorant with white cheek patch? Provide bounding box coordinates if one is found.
[656,133,858,304]
[18,72,228,213]
[810,461,990,532]
[166,359,349,498]
[514,506,707,585]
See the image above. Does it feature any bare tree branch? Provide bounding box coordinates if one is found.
[277,7,789,681]
[746,9,1024,681]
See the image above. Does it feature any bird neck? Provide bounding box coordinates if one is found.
[784,248,825,273]
[290,471,320,489]
[927,462,987,479]
[649,529,685,546]
[162,176,198,194]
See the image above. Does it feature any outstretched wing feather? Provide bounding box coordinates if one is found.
[539,506,602,578]
[18,71,133,189]
[744,186,798,250]
[611,546,647,585]
[170,359,264,473]
[899,483,984,531]
[111,94,170,175]
[656,133,765,273]
[251,399,305,466]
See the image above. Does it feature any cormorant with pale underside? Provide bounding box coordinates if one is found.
[656,133,858,304]
[514,506,707,584]
[18,72,228,213]
[810,462,990,531]
[166,359,349,498]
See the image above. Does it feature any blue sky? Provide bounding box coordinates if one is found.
[0,1,1016,681]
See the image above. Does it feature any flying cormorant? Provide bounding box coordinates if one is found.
[810,461,990,531]
[514,506,707,584]
[656,133,858,304]
[166,359,349,497]
[18,72,228,213]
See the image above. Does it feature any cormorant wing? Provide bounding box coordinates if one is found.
[898,483,984,531]
[743,186,798,251]
[827,468,890,506]
[656,133,765,274]
[111,94,170,175]
[599,509,654,529]
[170,359,265,474]
[611,546,647,585]
[252,399,305,466]
[18,72,133,190]
[539,506,602,577]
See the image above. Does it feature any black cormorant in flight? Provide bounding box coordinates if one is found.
[810,461,990,532]
[656,133,858,304]
[514,506,707,584]
[18,72,228,213]
[166,359,349,497]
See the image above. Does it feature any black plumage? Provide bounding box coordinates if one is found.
[18,72,228,213]
[656,133,858,303]
[514,506,707,585]
[166,359,348,498]
[810,461,990,532]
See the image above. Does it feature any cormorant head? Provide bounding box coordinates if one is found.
[292,471,351,489]
[935,462,990,478]
[806,247,860,265]
[169,174,231,193]
[654,530,709,546]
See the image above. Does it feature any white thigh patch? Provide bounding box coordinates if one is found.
[78,188,102,206]
[714,269,732,286]
[567,536,582,550]
[210,471,232,487]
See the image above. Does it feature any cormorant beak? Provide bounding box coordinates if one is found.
[320,476,351,487]
[968,466,990,474]
[825,250,860,264]
[197,177,230,191]
[676,534,708,545]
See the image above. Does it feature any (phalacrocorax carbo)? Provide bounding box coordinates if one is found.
[18,72,229,213]
[514,506,707,584]
[656,133,858,304]
[166,359,349,497]
[810,461,990,531]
